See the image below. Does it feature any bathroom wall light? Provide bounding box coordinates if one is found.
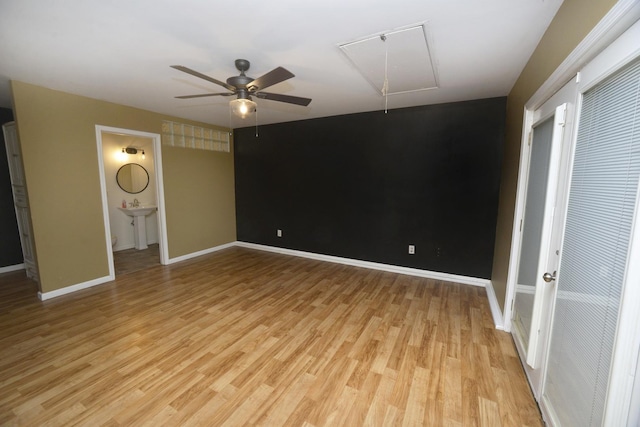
[141,150,145,159]
[125,147,138,155]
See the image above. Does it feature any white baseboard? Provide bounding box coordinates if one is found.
[485,280,505,330]
[113,240,159,252]
[113,244,135,252]
[166,242,237,264]
[236,242,505,330]
[38,275,113,301]
[0,263,25,274]
[235,241,492,288]
[35,242,236,301]
[32,240,507,331]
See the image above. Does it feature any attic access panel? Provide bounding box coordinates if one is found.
[339,24,438,96]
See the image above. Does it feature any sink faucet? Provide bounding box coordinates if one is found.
[133,198,140,207]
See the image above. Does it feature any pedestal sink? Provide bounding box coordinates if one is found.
[118,206,156,250]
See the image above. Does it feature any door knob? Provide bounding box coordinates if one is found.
[542,271,557,282]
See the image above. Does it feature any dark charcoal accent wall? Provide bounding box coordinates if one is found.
[0,107,22,268]
[234,97,506,279]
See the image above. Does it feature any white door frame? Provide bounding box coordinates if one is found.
[95,125,169,278]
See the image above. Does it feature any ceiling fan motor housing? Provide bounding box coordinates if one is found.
[227,75,253,88]
[228,59,254,92]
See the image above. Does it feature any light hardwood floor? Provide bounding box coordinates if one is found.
[113,244,160,276]
[0,247,542,426]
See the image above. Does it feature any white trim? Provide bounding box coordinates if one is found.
[32,241,236,301]
[0,263,25,274]
[165,242,237,264]
[527,0,640,110]
[576,17,640,95]
[236,241,491,288]
[28,240,499,331]
[95,125,169,280]
[503,105,535,334]
[113,243,136,252]
[629,348,640,427]
[513,324,541,399]
[38,275,112,301]
[485,281,505,330]
[152,135,169,266]
[95,126,116,282]
[540,394,560,427]
[168,241,497,322]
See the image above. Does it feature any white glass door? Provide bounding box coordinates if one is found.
[511,78,578,396]
[541,38,640,427]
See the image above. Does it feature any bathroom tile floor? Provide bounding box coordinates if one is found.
[113,244,160,276]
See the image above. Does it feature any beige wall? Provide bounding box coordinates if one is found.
[11,81,236,293]
[163,145,236,258]
[490,0,617,311]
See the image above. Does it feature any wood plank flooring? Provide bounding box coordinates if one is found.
[0,247,542,426]
[113,244,160,276]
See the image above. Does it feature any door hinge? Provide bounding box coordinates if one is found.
[519,219,523,232]
[528,132,533,146]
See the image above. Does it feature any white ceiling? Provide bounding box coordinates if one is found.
[0,0,563,128]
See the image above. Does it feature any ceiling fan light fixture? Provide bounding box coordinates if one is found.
[172,60,311,114]
[230,98,257,119]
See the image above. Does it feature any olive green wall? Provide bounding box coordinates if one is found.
[490,0,617,311]
[11,81,236,293]
[163,145,236,257]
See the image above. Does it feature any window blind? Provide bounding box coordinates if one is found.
[543,57,640,426]
[514,115,555,342]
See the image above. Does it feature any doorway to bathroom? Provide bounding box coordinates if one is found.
[95,125,168,278]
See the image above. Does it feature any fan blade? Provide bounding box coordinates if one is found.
[247,67,294,92]
[256,91,312,106]
[175,93,234,99]
[171,65,236,92]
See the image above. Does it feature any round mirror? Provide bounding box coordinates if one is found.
[116,163,149,194]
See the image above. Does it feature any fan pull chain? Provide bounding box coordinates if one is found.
[381,34,389,114]
[255,107,259,137]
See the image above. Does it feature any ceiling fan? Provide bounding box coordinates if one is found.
[171,59,312,118]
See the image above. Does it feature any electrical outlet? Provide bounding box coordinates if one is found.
[277,229,282,237]
[408,245,415,254]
